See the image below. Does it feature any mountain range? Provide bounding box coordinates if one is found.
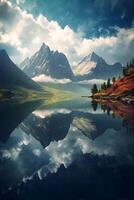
[0,49,42,91]
[20,43,122,81]
[20,109,121,148]
[0,44,123,93]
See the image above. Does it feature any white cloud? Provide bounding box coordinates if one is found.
[32,109,71,119]
[0,0,134,65]
[1,147,21,160]
[33,149,41,157]
[79,79,106,85]
[34,126,116,180]
[1,118,134,186]
[16,0,25,5]
[32,74,71,83]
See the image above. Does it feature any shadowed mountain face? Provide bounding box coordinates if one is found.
[21,43,74,80]
[0,100,42,143]
[5,154,134,200]
[21,112,73,148]
[72,111,121,139]
[73,52,122,80]
[0,98,122,147]
[20,108,122,148]
[20,44,122,81]
[0,97,133,148]
[0,50,42,91]
[0,98,134,200]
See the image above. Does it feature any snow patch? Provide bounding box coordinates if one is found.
[73,61,96,76]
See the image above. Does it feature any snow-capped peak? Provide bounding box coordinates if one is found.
[20,43,73,79]
[73,52,97,76]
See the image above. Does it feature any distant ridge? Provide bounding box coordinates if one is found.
[20,43,122,81]
[73,52,122,80]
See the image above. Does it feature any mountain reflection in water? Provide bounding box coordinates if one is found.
[0,97,134,200]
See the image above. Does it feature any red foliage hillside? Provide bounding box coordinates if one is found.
[106,71,134,96]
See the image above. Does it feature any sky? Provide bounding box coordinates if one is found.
[0,0,134,65]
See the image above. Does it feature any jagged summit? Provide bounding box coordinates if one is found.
[41,42,48,47]
[73,52,99,76]
[20,45,122,81]
[39,42,50,52]
[84,51,98,58]
[21,43,74,79]
[78,52,102,66]
[90,52,102,61]
[73,51,122,80]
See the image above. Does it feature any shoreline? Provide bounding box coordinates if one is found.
[90,95,134,104]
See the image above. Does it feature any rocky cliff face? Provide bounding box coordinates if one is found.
[73,52,122,80]
[21,44,122,81]
[21,43,74,80]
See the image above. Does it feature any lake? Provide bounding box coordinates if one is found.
[0,84,134,200]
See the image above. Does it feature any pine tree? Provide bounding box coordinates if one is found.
[101,82,107,90]
[123,67,126,76]
[91,100,98,111]
[112,77,116,83]
[107,78,111,88]
[132,58,134,67]
[104,82,107,90]
[127,62,129,68]
[91,84,98,94]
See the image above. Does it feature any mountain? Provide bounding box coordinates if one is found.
[0,49,42,91]
[20,57,30,70]
[20,108,121,149]
[21,43,74,80]
[21,111,72,148]
[0,100,41,143]
[73,52,97,76]
[73,52,122,80]
[21,46,122,81]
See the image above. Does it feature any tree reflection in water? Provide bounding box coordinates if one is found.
[91,99,134,135]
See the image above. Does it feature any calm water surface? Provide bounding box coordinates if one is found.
[0,87,134,200]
